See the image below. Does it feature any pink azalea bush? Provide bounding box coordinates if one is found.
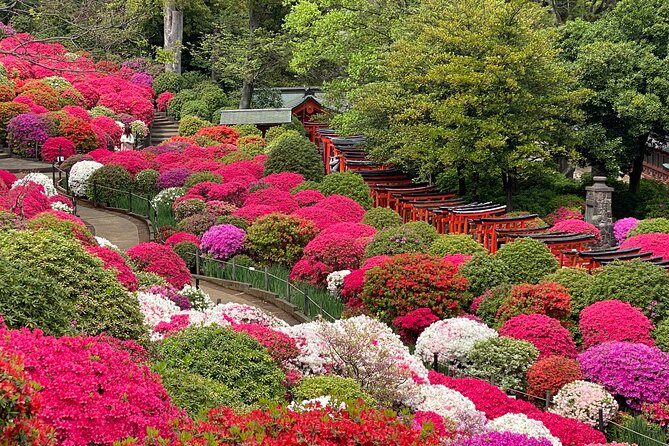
[302,231,369,272]
[156,91,174,112]
[127,242,191,288]
[40,137,76,163]
[243,187,299,213]
[294,189,325,207]
[85,246,138,291]
[454,432,553,446]
[621,233,669,260]
[0,327,183,445]
[165,232,200,247]
[292,206,342,229]
[499,314,577,359]
[579,300,655,348]
[261,172,304,191]
[548,219,601,243]
[314,194,365,222]
[200,224,246,260]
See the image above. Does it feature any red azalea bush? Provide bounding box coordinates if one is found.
[320,222,377,238]
[642,400,669,427]
[289,258,330,286]
[87,148,114,161]
[292,206,342,229]
[341,268,365,302]
[527,412,606,446]
[194,125,240,144]
[496,282,572,325]
[1,328,182,446]
[62,105,91,122]
[360,254,469,324]
[244,187,299,213]
[0,351,56,445]
[170,405,441,445]
[85,246,138,291]
[314,194,365,222]
[392,307,440,344]
[91,116,123,146]
[156,91,174,112]
[579,300,655,348]
[127,242,191,288]
[294,189,325,207]
[526,356,583,398]
[59,116,98,153]
[549,219,601,243]
[499,314,577,359]
[165,232,200,247]
[302,231,369,271]
[261,172,304,191]
[443,254,473,268]
[40,137,76,162]
[208,182,249,207]
[232,324,300,371]
[233,204,278,223]
[0,169,17,187]
[104,151,155,175]
[621,233,669,260]
[0,183,49,218]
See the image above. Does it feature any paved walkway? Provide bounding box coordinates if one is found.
[77,203,300,325]
[0,158,53,173]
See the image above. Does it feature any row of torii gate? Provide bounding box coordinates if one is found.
[303,123,669,271]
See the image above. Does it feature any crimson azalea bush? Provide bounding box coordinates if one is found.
[314,194,365,222]
[526,356,583,398]
[360,254,468,324]
[579,300,655,348]
[529,411,606,446]
[0,183,50,218]
[261,172,304,191]
[289,258,331,285]
[548,219,601,243]
[499,314,577,359]
[243,187,299,213]
[579,341,669,407]
[127,242,191,288]
[1,328,183,445]
[302,231,369,272]
[232,323,300,372]
[294,189,325,207]
[40,137,76,162]
[245,213,318,266]
[85,246,138,291]
[292,206,341,230]
[157,91,174,112]
[621,233,669,260]
[392,307,440,344]
[0,351,56,445]
[495,282,571,326]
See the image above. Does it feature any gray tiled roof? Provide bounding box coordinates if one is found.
[219,108,293,125]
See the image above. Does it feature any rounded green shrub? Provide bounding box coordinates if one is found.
[231,124,262,138]
[0,257,75,336]
[176,212,216,236]
[181,72,209,90]
[184,172,223,189]
[198,87,229,121]
[153,71,182,95]
[136,271,169,288]
[231,254,256,268]
[542,268,593,315]
[155,365,243,417]
[246,214,318,266]
[292,376,376,407]
[174,198,206,221]
[134,169,159,195]
[215,215,248,231]
[404,221,439,244]
[89,105,116,118]
[460,254,510,298]
[320,172,372,209]
[167,89,197,119]
[585,259,669,322]
[179,115,211,137]
[429,234,487,256]
[173,242,197,270]
[362,207,402,230]
[156,326,286,405]
[365,223,436,257]
[653,319,669,353]
[291,180,321,194]
[181,100,210,121]
[86,164,134,204]
[628,218,669,237]
[474,285,512,326]
[264,134,324,182]
[495,238,558,284]
[265,125,293,144]
[465,336,539,390]
[0,230,145,340]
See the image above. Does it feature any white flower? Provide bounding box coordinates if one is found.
[130,120,149,138]
[278,322,331,375]
[13,173,57,197]
[95,236,119,250]
[288,396,346,412]
[205,302,288,328]
[487,413,562,446]
[136,291,181,331]
[68,161,103,197]
[411,384,487,435]
[179,284,213,310]
[151,187,185,207]
[326,270,351,294]
[415,318,498,370]
[551,380,618,427]
[50,202,73,213]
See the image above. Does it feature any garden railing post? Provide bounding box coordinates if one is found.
[128,188,133,212]
[303,289,309,316]
[195,247,201,289]
[146,194,151,219]
[597,408,605,433]
[264,266,269,290]
[232,258,237,281]
[286,279,291,302]
[545,391,551,410]
[433,353,439,373]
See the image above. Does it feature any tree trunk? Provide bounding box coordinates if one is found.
[164,0,183,74]
[502,170,517,212]
[239,1,258,109]
[456,165,467,196]
[629,135,649,194]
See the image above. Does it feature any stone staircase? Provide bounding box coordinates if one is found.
[0,145,10,160]
[150,112,180,146]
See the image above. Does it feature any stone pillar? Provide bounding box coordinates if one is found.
[585,176,614,247]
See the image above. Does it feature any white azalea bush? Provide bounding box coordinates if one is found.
[151,186,186,207]
[68,160,103,197]
[415,317,498,370]
[551,380,618,427]
[288,396,347,412]
[487,413,562,446]
[50,201,74,213]
[13,173,58,197]
[411,384,487,435]
[326,269,350,295]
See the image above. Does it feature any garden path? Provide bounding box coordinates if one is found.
[77,204,301,325]
[0,158,53,173]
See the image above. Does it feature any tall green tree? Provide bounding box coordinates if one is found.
[559,0,669,193]
[334,0,587,208]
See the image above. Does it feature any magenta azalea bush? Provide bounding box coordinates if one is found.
[200,224,246,260]
[579,341,669,407]
[156,168,192,190]
[454,432,554,446]
[7,112,50,157]
[613,217,639,244]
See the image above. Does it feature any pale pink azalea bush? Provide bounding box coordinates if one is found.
[551,380,618,427]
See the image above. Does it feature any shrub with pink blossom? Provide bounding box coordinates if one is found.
[0,328,183,445]
[320,222,376,238]
[156,167,192,189]
[200,224,246,260]
[548,218,601,243]
[0,169,17,188]
[85,246,138,291]
[302,231,369,271]
[579,341,669,407]
[620,233,669,260]
[292,206,342,229]
[233,204,277,223]
[579,300,655,348]
[499,314,577,359]
[0,182,49,218]
[208,182,248,207]
[156,91,174,112]
[545,207,584,225]
[528,412,607,446]
[454,432,554,446]
[551,380,618,427]
[104,151,155,175]
[289,259,330,285]
[244,187,299,213]
[127,242,192,288]
[165,232,200,247]
[341,268,365,302]
[443,254,473,268]
[261,172,304,191]
[7,112,49,157]
[614,217,639,244]
[314,194,365,222]
[392,308,440,344]
[294,189,325,207]
[40,137,76,163]
[130,72,152,87]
